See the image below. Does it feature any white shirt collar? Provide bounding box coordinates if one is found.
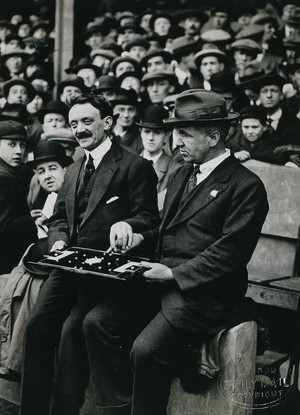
[84,137,112,169]
[268,107,282,121]
[194,149,230,181]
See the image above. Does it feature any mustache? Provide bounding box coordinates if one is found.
[76,132,92,139]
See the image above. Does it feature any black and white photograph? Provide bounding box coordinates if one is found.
[0,0,300,414]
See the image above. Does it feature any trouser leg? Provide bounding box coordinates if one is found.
[20,270,77,415]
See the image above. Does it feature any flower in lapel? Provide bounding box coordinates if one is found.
[210,190,219,197]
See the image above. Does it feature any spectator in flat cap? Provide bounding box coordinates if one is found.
[3,78,35,106]
[231,39,262,82]
[93,74,121,101]
[125,36,149,63]
[84,23,107,52]
[194,44,227,90]
[65,57,101,89]
[111,88,143,154]
[238,60,265,105]
[235,24,265,42]
[1,47,29,79]
[117,23,147,50]
[57,75,88,105]
[141,48,172,74]
[0,103,33,125]
[201,4,234,36]
[200,29,232,50]
[118,71,143,95]
[0,120,37,274]
[171,36,202,88]
[254,73,297,140]
[137,104,180,212]
[228,105,288,165]
[142,70,178,105]
[110,56,143,79]
[90,48,117,76]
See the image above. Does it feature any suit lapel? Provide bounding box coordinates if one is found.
[80,144,121,226]
[154,152,169,183]
[166,156,238,229]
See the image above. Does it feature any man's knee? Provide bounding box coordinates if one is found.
[131,334,156,368]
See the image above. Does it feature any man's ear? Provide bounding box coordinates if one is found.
[168,85,175,94]
[104,115,113,130]
[208,130,221,147]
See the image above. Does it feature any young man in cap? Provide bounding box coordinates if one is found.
[93,74,121,101]
[228,105,288,165]
[142,70,178,105]
[141,48,172,74]
[111,88,142,154]
[137,104,180,212]
[3,78,35,106]
[66,57,102,89]
[194,44,227,90]
[57,75,87,105]
[0,120,37,274]
[254,73,297,140]
[21,93,160,415]
[1,47,29,78]
[83,89,269,415]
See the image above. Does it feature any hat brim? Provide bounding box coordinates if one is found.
[163,111,240,125]
[0,114,33,125]
[27,154,73,169]
[136,121,169,129]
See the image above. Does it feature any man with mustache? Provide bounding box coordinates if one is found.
[21,93,160,415]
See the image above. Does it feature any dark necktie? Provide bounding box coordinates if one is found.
[186,165,200,193]
[83,154,95,187]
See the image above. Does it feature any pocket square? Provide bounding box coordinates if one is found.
[210,190,219,197]
[106,196,119,204]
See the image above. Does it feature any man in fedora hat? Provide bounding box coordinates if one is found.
[0,120,37,274]
[96,89,268,415]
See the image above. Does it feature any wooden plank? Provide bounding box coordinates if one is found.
[247,284,300,310]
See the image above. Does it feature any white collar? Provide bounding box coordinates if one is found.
[268,107,282,121]
[142,150,163,165]
[196,149,230,175]
[84,137,112,168]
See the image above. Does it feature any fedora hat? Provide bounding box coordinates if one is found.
[141,70,178,86]
[163,89,239,125]
[93,75,121,94]
[0,120,28,141]
[3,78,35,101]
[27,141,73,169]
[0,103,33,125]
[111,88,139,107]
[194,44,227,68]
[210,72,237,93]
[136,104,169,129]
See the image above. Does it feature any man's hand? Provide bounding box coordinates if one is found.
[109,221,133,253]
[140,262,173,283]
[50,240,67,252]
[122,233,144,253]
[234,150,251,162]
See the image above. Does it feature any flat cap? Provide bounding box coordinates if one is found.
[0,120,28,141]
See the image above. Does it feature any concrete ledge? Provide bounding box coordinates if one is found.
[167,321,257,415]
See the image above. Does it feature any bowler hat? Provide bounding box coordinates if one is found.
[65,57,102,78]
[3,78,35,101]
[238,61,265,88]
[57,75,88,95]
[125,36,149,52]
[163,89,239,125]
[118,70,143,84]
[194,44,227,67]
[110,56,143,76]
[111,88,139,107]
[252,73,287,93]
[0,47,29,63]
[38,100,68,122]
[93,75,121,94]
[27,141,73,169]
[240,105,267,123]
[136,105,169,129]
[0,103,33,125]
[149,13,173,31]
[0,120,28,141]
[90,48,117,62]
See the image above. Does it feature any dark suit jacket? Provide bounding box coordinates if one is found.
[146,155,269,334]
[0,159,37,273]
[48,141,160,252]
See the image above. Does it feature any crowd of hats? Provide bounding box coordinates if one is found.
[0,2,300,157]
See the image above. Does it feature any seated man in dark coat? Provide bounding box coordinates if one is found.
[0,120,37,274]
